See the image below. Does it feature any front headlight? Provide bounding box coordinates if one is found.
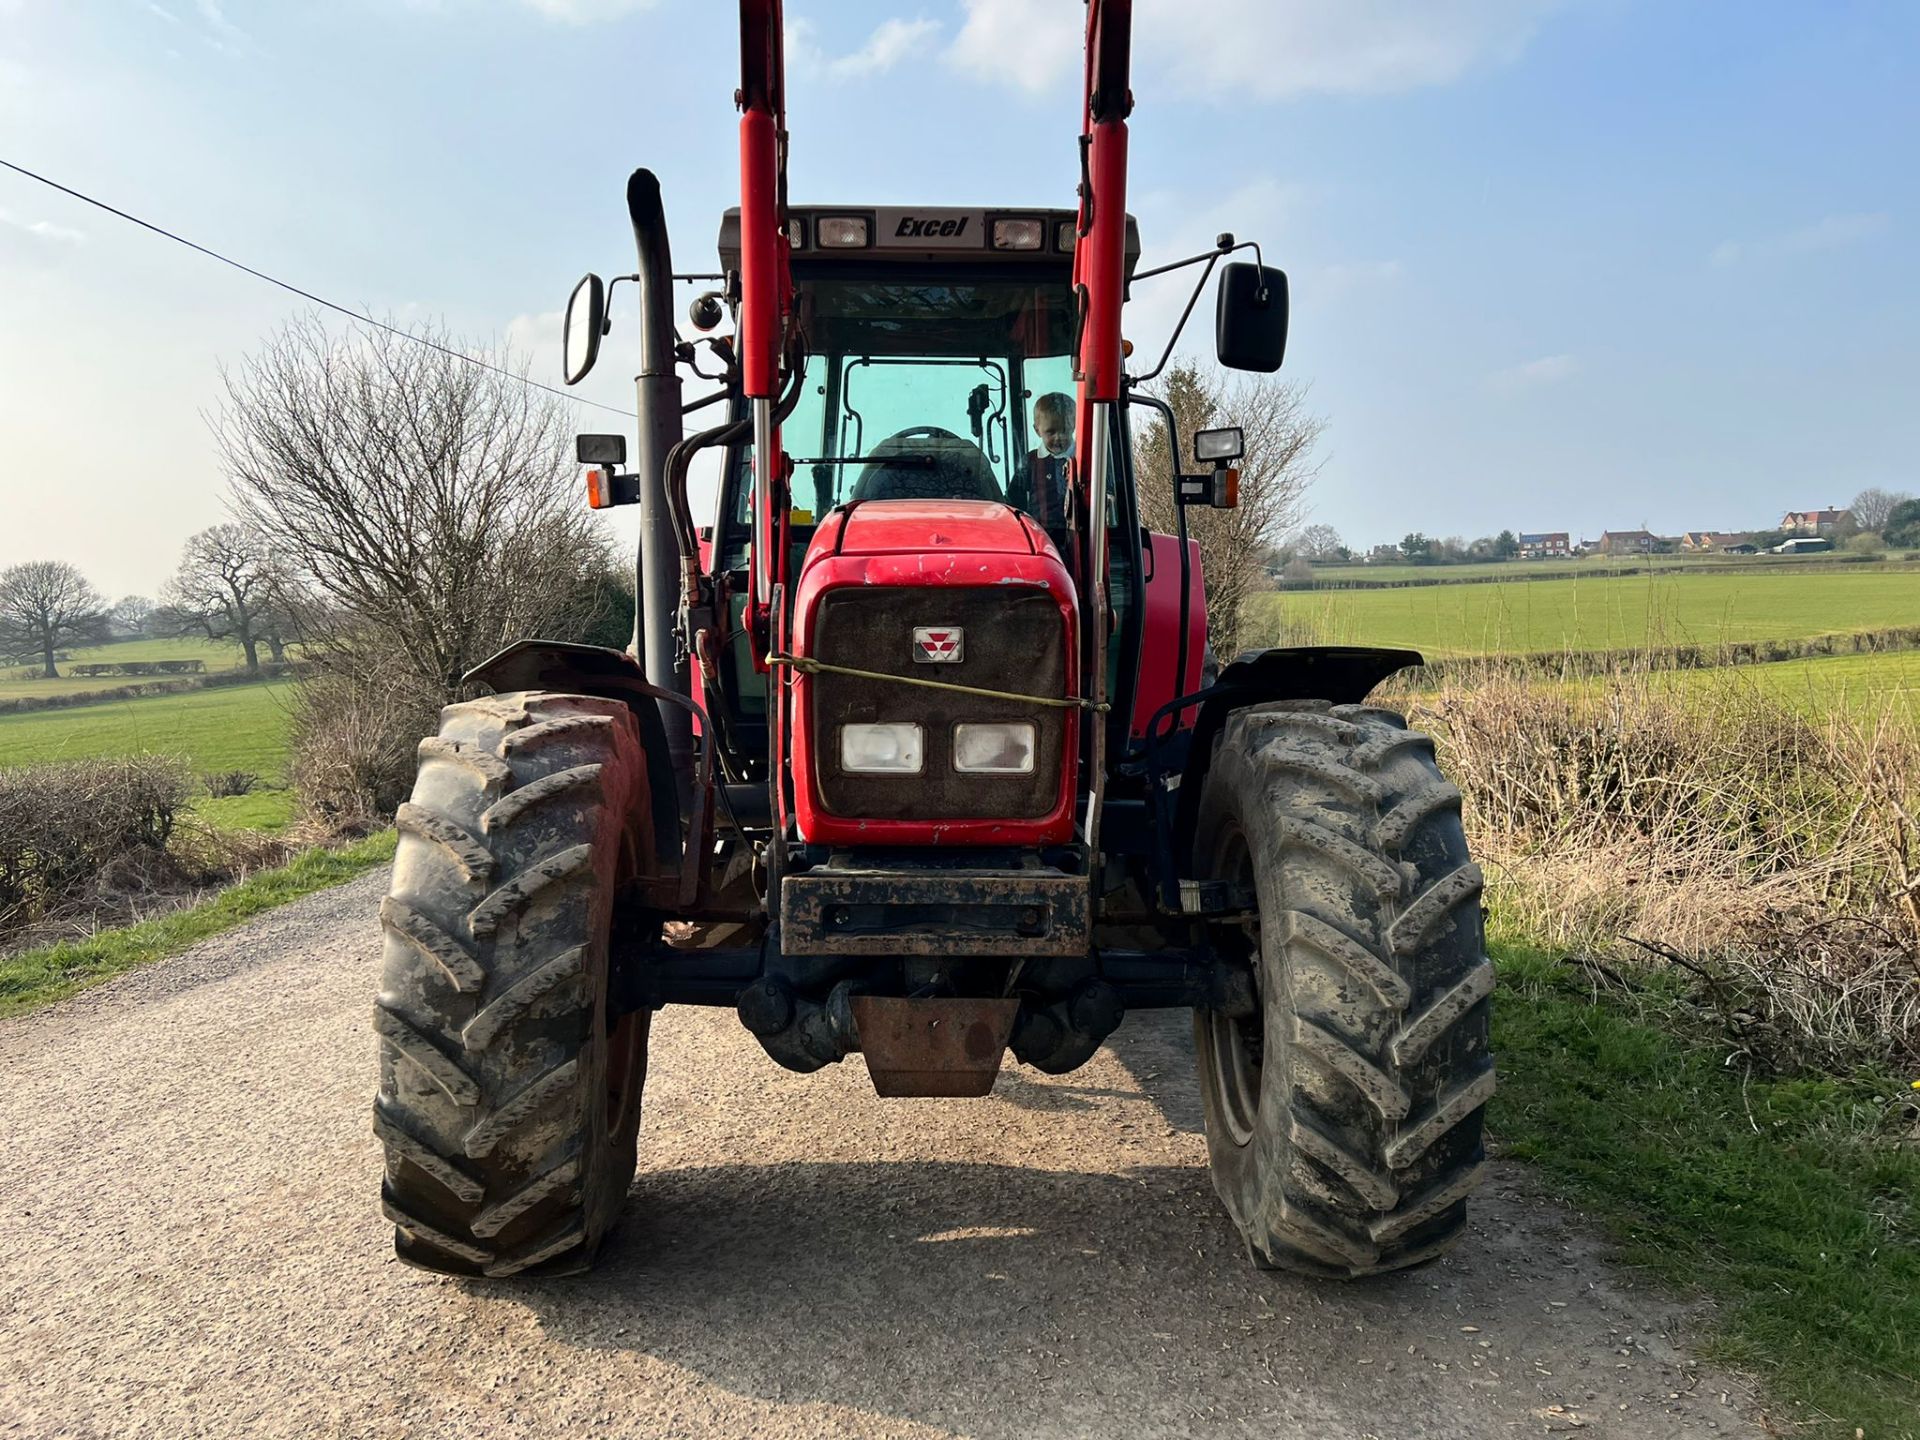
[841,722,924,774]
[953,722,1036,774]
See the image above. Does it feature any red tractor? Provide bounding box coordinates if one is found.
[373,0,1492,1281]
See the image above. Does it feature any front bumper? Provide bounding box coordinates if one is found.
[779,865,1091,957]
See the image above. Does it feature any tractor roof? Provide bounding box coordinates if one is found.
[719,205,1141,274]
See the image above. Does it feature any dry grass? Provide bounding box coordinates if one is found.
[1411,665,1920,1074]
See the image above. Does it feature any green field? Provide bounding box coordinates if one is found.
[1251,568,1920,658]
[0,683,292,774]
[1714,649,1920,722]
[0,636,258,700]
[0,684,296,830]
[1481,651,1920,729]
[1305,551,1915,586]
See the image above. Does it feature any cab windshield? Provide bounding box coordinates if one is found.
[733,266,1078,528]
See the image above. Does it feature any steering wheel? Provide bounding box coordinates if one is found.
[850,426,1003,504]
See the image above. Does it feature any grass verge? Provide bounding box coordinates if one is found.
[0,831,395,1018]
[1493,941,1920,1438]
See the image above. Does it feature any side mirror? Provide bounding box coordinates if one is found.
[563,273,607,385]
[1215,262,1289,373]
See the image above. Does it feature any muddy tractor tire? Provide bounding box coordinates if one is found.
[1192,700,1493,1277]
[373,692,653,1278]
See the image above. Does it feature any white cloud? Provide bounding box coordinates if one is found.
[192,0,247,52]
[947,0,1084,95]
[0,208,87,269]
[949,0,1562,100]
[791,15,942,81]
[832,16,941,78]
[1487,353,1577,394]
[505,308,562,367]
[515,0,660,21]
[0,209,86,246]
[1711,212,1891,268]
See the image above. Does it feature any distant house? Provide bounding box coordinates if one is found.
[1682,530,1753,552]
[1517,531,1570,559]
[1598,529,1658,556]
[1771,536,1834,555]
[1723,542,1759,555]
[1781,507,1849,536]
[1366,544,1403,565]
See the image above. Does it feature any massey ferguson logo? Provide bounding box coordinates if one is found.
[895,215,969,239]
[912,627,964,663]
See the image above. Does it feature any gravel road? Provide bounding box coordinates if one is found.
[1,872,1767,1439]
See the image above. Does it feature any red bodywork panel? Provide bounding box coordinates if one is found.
[787,500,1081,847]
[1131,532,1208,741]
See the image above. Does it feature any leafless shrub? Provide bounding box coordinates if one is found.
[287,659,438,827]
[0,758,190,937]
[202,769,258,798]
[168,818,295,883]
[1413,665,1920,1072]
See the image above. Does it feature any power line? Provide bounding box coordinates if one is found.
[0,157,637,419]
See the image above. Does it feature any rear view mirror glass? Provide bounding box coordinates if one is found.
[563,273,606,385]
[1215,263,1289,373]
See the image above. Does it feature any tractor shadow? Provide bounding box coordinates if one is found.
[497,1012,1513,1439]
[988,1010,1209,1129]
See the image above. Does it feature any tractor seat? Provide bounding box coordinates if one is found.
[851,427,1003,504]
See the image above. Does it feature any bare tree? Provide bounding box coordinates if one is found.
[157,523,291,675]
[1295,523,1346,563]
[1133,360,1321,657]
[0,562,109,678]
[216,315,614,698]
[109,595,153,638]
[1850,487,1912,535]
[215,316,617,816]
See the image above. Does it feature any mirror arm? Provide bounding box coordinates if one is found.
[1127,237,1265,386]
[602,272,639,334]
[1130,232,1234,283]
[1129,251,1220,386]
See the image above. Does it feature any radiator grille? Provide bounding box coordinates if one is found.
[810,586,1068,821]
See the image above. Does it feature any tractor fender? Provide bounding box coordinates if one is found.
[1171,645,1423,866]
[463,640,685,881]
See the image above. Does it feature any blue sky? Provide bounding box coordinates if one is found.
[2,0,1915,596]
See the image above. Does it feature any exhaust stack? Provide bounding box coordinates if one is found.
[624,169,694,790]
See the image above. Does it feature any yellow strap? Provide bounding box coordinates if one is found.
[768,652,1110,712]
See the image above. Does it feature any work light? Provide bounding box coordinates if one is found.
[1194,426,1244,463]
[841,723,924,774]
[991,218,1045,251]
[953,722,1036,774]
[817,216,870,248]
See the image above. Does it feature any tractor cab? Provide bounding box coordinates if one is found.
[716,207,1138,533]
[703,206,1151,791]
